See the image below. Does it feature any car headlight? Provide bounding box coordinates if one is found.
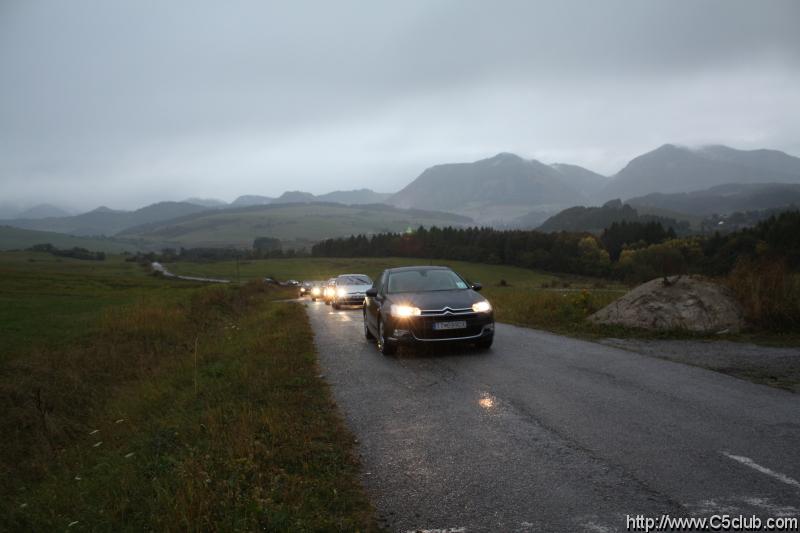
[391,304,421,317]
[472,301,492,313]
[300,287,306,292]
[312,287,321,295]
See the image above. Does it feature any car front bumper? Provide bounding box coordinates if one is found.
[386,312,494,343]
[334,294,366,306]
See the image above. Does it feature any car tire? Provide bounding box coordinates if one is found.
[364,311,375,340]
[377,317,397,355]
[475,334,494,350]
[325,300,330,305]
[332,302,340,310]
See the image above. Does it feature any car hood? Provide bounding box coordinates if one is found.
[388,289,484,311]
[338,283,372,293]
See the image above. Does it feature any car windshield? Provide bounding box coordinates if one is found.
[337,275,371,285]
[387,269,468,293]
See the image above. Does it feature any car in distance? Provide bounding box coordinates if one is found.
[309,281,324,301]
[298,281,313,297]
[331,274,372,309]
[322,278,337,305]
[363,266,494,355]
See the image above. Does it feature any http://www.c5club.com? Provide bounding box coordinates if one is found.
[627,513,799,532]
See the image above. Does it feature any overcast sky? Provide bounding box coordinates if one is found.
[1,0,799,211]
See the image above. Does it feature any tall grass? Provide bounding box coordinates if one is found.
[2,281,376,531]
[484,286,624,335]
[728,257,800,330]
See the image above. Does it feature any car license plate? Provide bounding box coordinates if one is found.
[433,320,467,330]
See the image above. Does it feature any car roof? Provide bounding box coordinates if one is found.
[383,265,452,273]
[336,273,370,278]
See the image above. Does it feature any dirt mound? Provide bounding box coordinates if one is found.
[589,276,745,333]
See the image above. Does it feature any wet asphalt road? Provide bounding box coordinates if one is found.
[304,301,800,533]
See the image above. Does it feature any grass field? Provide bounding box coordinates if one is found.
[0,252,376,531]
[0,252,195,361]
[0,225,141,253]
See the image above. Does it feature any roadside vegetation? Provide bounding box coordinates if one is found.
[310,212,800,336]
[0,252,376,531]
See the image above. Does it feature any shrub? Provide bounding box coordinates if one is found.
[728,257,800,329]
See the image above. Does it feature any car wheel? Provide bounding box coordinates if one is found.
[332,302,340,310]
[377,317,397,355]
[325,300,330,305]
[363,311,375,340]
[475,334,494,350]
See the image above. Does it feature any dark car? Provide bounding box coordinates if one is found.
[363,266,494,355]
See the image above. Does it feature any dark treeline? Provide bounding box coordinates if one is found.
[28,243,106,261]
[127,245,309,264]
[312,211,800,281]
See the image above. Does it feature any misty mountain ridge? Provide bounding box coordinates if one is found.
[627,182,800,216]
[601,144,800,201]
[183,197,228,208]
[230,188,390,207]
[537,199,689,233]
[388,152,606,223]
[5,143,800,243]
[6,201,211,236]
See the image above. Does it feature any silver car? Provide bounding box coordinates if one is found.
[331,274,373,309]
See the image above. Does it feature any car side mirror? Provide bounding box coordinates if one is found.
[471,282,482,292]
[366,288,378,297]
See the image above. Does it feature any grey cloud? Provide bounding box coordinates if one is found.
[1,0,799,210]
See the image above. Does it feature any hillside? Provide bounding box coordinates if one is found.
[0,226,140,252]
[5,201,212,236]
[119,202,472,249]
[602,144,800,200]
[627,182,800,216]
[537,200,688,233]
[388,153,591,223]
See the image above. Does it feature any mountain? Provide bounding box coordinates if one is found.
[5,201,211,236]
[316,188,392,205]
[230,189,391,208]
[119,202,472,250]
[550,163,608,197]
[627,183,800,216]
[537,199,688,233]
[602,144,800,200]
[231,195,274,207]
[388,153,587,223]
[183,197,228,208]
[275,190,316,203]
